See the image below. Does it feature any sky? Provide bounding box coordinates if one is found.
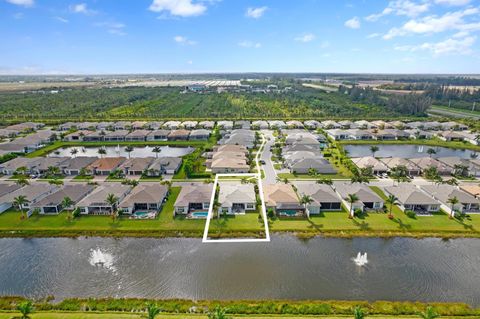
[1,0,480,74]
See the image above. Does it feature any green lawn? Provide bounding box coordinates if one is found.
[208,210,266,237]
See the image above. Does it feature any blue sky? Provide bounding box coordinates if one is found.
[1,0,480,74]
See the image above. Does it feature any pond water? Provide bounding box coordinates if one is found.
[0,235,479,305]
[48,146,194,158]
[344,144,477,159]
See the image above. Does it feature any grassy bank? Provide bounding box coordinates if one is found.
[0,297,479,317]
[338,138,480,152]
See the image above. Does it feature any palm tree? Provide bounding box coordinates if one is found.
[144,303,161,319]
[17,300,34,319]
[98,147,107,158]
[418,306,439,319]
[447,196,459,218]
[125,146,134,158]
[152,146,162,158]
[46,165,61,178]
[208,306,231,319]
[70,148,78,158]
[426,148,437,158]
[276,176,289,184]
[300,194,313,218]
[15,177,30,187]
[385,194,399,219]
[316,178,333,185]
[370,145,379,157]
[353,306,365,319]
[61,196,74,216]
[345,193,359,218]
[106,193,119,221]
[13,195,29,219]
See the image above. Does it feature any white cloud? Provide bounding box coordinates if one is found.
[5,0,34,7]
[295,33,316,42]
[435,0,471,6]
[54,16,69,23]
[367,33,381,38]
[394,35,476,55]
[345,16,361,29]
[174,35,197,45]
[149,0,206,17]
[238,40,261,48]
[95,22,127,36]
[70,3,96,15]
[383,7,480,39]
[245,6,267,19]
[365,0,430,22]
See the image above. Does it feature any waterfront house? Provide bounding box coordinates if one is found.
[76,184,131,215]
[437,131,465,142]
[64,130,94,142]
[0,182,58,214]
[0,183,24,213]
[125,130,150,142]
[347,129,374,140]
[383,184,440,214]
[60,157,97,175]
[218,183,256,215]
[380,157,421,176]
[296,184,342,215]
[146,129,170,141]
[119,183,169,215]
[189,129,211,140]
[263,184,304,217]
[85,157,126,176]
[82,131,105,142]
[404,129,433,140]
[146,157,182,175]
[326,129,350,141]
[174,184,212,217]
[422,184,480,214]
[168,129,190,141]
[32,184,95,214]
[104,130,129,142]
[351,157,388,175]
[118,157,154,176]
[334,182,383,212]
[441,121,468,131]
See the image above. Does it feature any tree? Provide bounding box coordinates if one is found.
[390,165,411,185]
[447,196,459,218]
[350,173,369,184]
[106,193,119,221]
[61,196,74,219]
[152,146,162,158]
[444,178,458,186]
[470,152,478,160]
[15,177,30,187]
[424,166,440,184]
[453,164,469,178]
[307,168,319,177]
[46,166,61,178]
[143,303,161,319]
[48,179,64,186]
[353,306,365,319]
[345,193,359,218]
[208,306,231,319]
[370,145,379,157]
[300,194,313,218]
[98,148,107,158]
[70,148,78,158]
[125,146,134,158]
[13,195,29,219]
[17,300,34,319]
[385,194,399,219]
[276,176,289,184]
[316,178,333,185]
[426,148,437,158]
[418,306,439,319]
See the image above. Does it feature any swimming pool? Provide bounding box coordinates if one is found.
[190,211,209,219]
[132,211,156,219]
[279,210,301,216]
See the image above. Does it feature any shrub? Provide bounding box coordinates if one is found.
[405,210,416,218]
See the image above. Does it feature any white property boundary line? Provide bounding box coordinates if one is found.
[202,134,270,243]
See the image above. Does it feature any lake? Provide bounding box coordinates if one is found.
[344,144,477,159]
[48,146,194,158]
[0,235,479,305]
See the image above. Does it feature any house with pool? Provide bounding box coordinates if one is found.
[76,184,131,215]
[296,184,342,216]
[119,184,169,218]
[383,184,440,214]
[334,182,384,212]
[218,183,256,215]
[263,184,304,217]
[174,184,213,218]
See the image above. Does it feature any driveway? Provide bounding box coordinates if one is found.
[260,130,277,185]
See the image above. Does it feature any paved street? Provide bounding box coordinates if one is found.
[260,130,277,185]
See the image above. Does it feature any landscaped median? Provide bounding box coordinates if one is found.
[0,297,479,318]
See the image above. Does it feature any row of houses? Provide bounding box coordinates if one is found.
[59,120,216,131]
[351,156,480,177]
[64,129,211,142]
[281,131,335,174]
[0,122,45,137]
[0,156,182,177]
[0,182,169,217]
[318,120,468,131]
[0,129,56,155]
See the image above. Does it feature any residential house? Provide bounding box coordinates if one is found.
[174,184,212,216]
[119,184,169,215]
[163,121,182,130]
[263,184,304,217]
[113,121,131,130]
[64,130,94,142]
[181,121,198,129]
[267,120,286,130]
[251,120,269,130]
[303,120,321,130]
[290,158,336,174]
[32,184,95,214]
[441,121,468,131]
[76,184,131,215]
[383,184,440,213]
[234,120,251,129]
[60,157,97,175]
[168,129,190,141]
[118,157,154,176]
[189,129,211,140]
[326,129,350,141]
[82,131,105,142]
[0,157,41,175]
[125,130,149,142]
[334,182,384,212]
[0,183,59,214]
[460,185,480,198]
[380,157,421,176]
[218,183,256,215]
[131,121,147,130]
[286,120,304,129]
[404,129,433,140]
[422,184,480,214]
[198,121,215,129]
[104,130,129,142]
[146,157,182,175]
[437,157,480,177]
[296,184,342,215]
[437,131,466,142]
[351,157,388,175]
[146,129,170,141]
[31,157,70,176]
[409,157,453,175]
[85,157,126,176]
[0,183,24,213]
[321,120,341,129]
[217,121,234,130]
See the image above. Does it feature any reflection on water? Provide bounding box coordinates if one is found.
[0,236,479,305]
[344,144,476,159]
[48,146,194,158]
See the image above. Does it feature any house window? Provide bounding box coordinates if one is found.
[246,204,254,209]
[203,203,210,209]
